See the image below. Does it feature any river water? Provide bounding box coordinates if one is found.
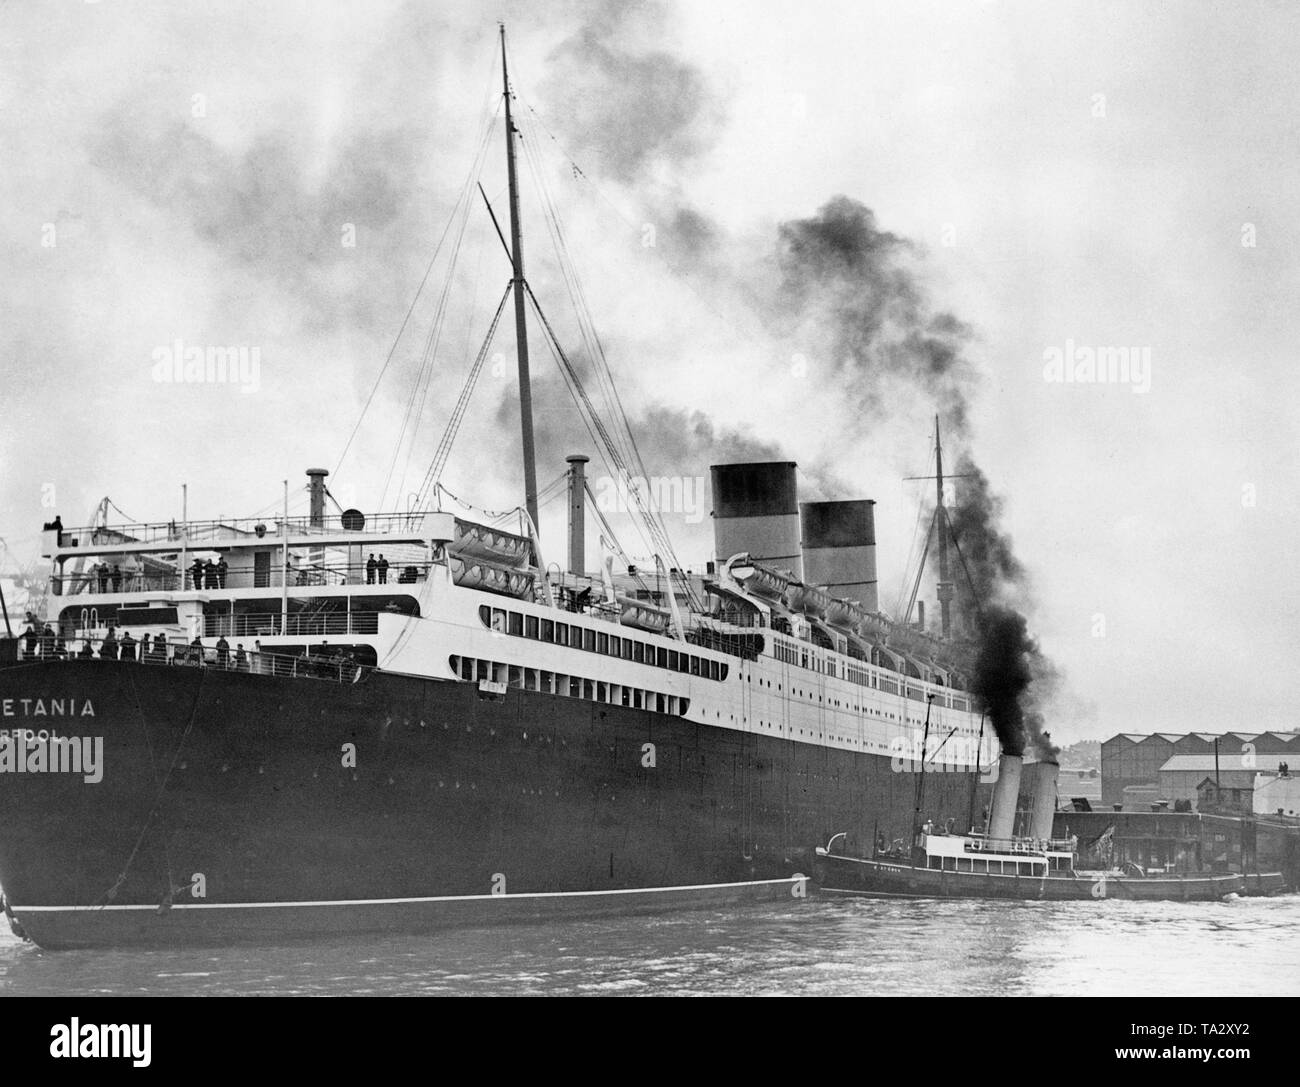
[1,893,1296,996]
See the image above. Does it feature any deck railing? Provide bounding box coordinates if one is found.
[52,511,437,548]
[51,560,434,597]
[14,633,370,684]
[201,612,379,638]
[960,835,1076,855]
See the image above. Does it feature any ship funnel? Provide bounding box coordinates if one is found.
[799,499,878,612]
[710,462,801,578]
[1029,759,1060,841]
[306,468,329,528]
[988,754,1023,840]
[566,454,589,576]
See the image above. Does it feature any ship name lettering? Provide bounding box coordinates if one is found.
[1,698,94,717]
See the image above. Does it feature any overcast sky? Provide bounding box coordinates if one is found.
[2,1,1296,745]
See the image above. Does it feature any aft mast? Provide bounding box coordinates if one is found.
[902,415,970,637]
[933,415,954,639]
[500,24,539,534]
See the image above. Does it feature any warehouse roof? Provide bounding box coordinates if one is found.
[1159,753,1290,773]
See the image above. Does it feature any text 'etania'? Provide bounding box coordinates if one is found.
[2,697,95,717]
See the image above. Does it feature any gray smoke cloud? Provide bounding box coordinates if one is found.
[538,1,725,185]
[88,121,417,337]
[771,195,975,435]
[496,351,783,482]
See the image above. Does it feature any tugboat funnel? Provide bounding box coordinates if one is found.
[988,754,1023,840]
[1029,760,1060,841]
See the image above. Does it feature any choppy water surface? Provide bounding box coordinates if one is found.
[1,895,1296,996]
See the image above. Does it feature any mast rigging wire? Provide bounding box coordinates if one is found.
[380,112,501,510]
[410,282,513,513]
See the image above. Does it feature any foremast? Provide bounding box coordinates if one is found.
[500,25,539,534]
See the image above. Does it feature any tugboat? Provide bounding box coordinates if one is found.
[812,830,1248,901]
[813,743,1251,901]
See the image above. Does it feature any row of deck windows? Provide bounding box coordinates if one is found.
[769,634,973,717]
[928,856,1045,876]
[479,606,727,682]
[451,655,690,716]
[478,608,973,716]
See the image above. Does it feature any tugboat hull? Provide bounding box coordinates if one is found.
[812,851,1247,901]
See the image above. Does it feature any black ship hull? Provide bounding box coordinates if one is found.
[0,659,987,948]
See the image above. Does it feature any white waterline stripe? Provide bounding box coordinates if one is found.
[14,876,805,912]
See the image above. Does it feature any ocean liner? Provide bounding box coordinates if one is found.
[0,29,999,949]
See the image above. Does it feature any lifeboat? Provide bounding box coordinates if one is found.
[448,555,535,598]
[856,612,890,639]
[729,560,789,602]
[825,599,858,630]
[449,519,531,568]
[615,593,671,634]
[783,582,830,617]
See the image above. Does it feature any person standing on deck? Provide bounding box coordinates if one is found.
[100,627,118,660]
[366,554,377,584]
[377,554,389,584]
[234,643,248,671]
[215,635,230,669]
[119,630,136,661]
[216,556,228,588]
[191,558,204,590]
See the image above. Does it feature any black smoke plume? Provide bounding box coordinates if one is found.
[770,197,1057,759]
[946,458,1059,760]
